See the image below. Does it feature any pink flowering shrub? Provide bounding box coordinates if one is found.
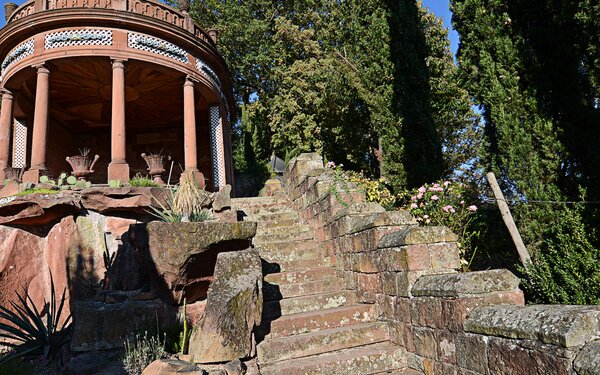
[400,180,480,270]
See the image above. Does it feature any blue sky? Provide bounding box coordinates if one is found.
[422,0,459,56]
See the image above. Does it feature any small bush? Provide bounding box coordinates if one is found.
[122,332,167,375]
[128,173,160,188]
[399,180,481,270]
[16,188,59,196]
[521,202,600,305]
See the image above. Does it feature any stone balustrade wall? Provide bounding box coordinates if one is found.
[284,153,600,375]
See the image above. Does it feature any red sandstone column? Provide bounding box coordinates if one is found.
[182,76,204,188]
[0,89,14,181]
[107,59,130,182]
[23,64,50,183]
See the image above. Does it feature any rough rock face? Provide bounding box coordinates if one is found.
[71,300,174,351]
[80,187,169,214]
[212,185,232,212]
[0,187,169,226]
[0,193,80,225]
[0,213,138,320]
[130,221,257,304]
[189,249,263,364]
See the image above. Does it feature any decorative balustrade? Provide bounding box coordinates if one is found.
[4,0,212,44]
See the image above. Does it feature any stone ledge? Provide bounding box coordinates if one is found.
[574,339,600,375]
[411,269,521,298]
[464,305,600,348]
[378,226,458,248]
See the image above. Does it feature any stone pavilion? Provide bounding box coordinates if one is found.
[0,0,235,191]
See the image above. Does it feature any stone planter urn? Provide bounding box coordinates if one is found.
[3,166,24,182]
[66,154,99,181]
[141,153,166,185]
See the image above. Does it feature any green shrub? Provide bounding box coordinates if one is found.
[128,173,160,188]
[521,203,600,305]
[16,188,59,196]
[0,273,72,366]
[399,180,481,270]
[122,332,167,375]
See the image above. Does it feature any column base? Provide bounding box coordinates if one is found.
[22,167,49,184]
[108,162,130,184]
[181,169,205,190]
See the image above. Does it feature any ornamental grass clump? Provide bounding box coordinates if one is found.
[122,331,167,375]
[400,180,481,270]
[148,177,212,223]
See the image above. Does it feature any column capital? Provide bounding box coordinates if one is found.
[32,63,50,75]
[0,89,13,100]
[184,75,199,86]
[111,58,127,69]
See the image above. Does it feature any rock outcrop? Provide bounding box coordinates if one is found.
[189,249,263,364]
[130,221,257,304]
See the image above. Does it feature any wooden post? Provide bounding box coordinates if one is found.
[486,172,532,269]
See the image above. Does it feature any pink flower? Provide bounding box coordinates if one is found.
[326,161,336,168]
[411,195,417,202]
[443,181,451,187]
[468,205,478,212]
[423,215,429,219]
[442,205,454,212]
[418,186,426,194]
[460,200,465,205]
[425,219,431,224]
[431,195,439,201]
[417,192,423,199]
[410,203,418,209]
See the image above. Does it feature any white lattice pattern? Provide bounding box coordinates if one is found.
[12,119,27,169]
[195,57,221,88]
[210,106,225,189]
[1,39,34,77]
[128,33,188,63]
[45,29,113,49]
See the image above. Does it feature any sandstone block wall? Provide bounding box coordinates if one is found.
[284,153,600,375]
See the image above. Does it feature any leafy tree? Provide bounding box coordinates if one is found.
[188,0,478,191]
[452,0,600,303]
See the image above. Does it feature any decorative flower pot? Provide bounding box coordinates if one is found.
[3,166,24,182]
[66,154,99,181]
[141,153,166,185]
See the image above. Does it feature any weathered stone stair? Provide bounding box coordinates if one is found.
[232,195,409,374]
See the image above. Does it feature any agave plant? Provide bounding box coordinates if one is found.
[0,273,72,365]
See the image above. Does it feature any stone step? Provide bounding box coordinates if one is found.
[231,196,291,208]
[258,245,321,264]
[264,268,335,285]
[245,210,298,222]
[263,277,344,301]
[256,218,298,230]
[258,238,322,254]
[263,291,356,318]
[262,256,333,273]
[257,322,390,364]
[256,223,311,236]
[267,304,375,338]
[253,229,313,244]
[258,342,406,375]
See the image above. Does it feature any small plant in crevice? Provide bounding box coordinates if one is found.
[128,173,160,188]
[121,331,167,375]
[39,173,91,189]
[325,161,355,208]
[0,273,72,366]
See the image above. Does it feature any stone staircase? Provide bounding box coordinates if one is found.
[232,196,411,375]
